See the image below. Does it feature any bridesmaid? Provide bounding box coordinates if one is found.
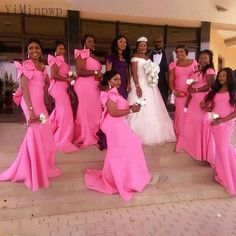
[84,71,151,202]
[74,34,103,148]
[176,50,215,161]
[106,35,131,99]
[169,44,198,140]
[48,41,78,153]
[201,68,236,195]
[0,38,61,191]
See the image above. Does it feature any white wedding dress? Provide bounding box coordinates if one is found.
[128,57,176,145]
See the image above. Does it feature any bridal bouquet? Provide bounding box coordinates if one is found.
[143,60,160,87]
[68,71,76,86]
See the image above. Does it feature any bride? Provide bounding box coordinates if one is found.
[128,36,176,145]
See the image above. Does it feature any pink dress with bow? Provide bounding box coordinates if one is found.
[84,88,151,201]
[0,60,61,191]
[176,68,215,163]
[74,49,102,147]
[169,60,198,139]
[47,55,78,153]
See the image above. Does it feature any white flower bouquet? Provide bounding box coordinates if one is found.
[209,112,220,120]
[68,71,76,86]
[135,97,147,106]
[143,60,160,87]
[186,78,198,85]
[39,113,47,124]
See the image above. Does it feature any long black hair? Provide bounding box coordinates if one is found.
[205,67,236,107]
[100,70,119,90]
[198,49,214,76]
[54,40,66,52]
[81,34,96,48]
[111,35,130,63]
[25,38,44,53]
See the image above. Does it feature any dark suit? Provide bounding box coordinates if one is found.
[150,49,169,105]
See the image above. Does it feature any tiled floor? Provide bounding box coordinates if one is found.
[1,197,236,236]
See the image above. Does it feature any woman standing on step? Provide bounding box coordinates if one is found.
[169,44,198,140]
[176,50,215,161]
[201,67,236,195]
[74,34,103,148]
[84,70,151,201]
[0,38,61,191]
[48,41,78,153]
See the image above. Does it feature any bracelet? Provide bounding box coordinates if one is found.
[28,106,33,111]
[135,84,140,87]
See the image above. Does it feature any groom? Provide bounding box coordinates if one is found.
[150,35,169,105]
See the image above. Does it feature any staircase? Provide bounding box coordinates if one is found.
[0,123,230,220]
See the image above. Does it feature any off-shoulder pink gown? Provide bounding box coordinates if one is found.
[48,55,78,153]
[207,92,236,195]
[169,60,198,139]
[84,88,151,202]
[74,49,102,148]
[0,60,61,191]
[176,68,215,163]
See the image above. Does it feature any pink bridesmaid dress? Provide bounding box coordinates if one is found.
[169,60,198,139]
[84,88,151,202]
[0,60,61,191]
[48,55,78,153]
[176,68,215,162]
[74,49,102,147]
[208,92,236,195]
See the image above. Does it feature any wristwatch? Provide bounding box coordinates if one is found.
[94,70,98,75]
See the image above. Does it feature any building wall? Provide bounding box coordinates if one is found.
[210,28,236,71]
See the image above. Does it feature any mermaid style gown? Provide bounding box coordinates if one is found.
[74,49,102,148]
[84,88,151,201]
[0,60,61,191]
[48,55,78,153]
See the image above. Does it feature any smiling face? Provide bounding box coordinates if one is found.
[176,48,187,60]
[137,41,148,54]
[109,74,121,88]
[199,53,210,67]
[117,37,127,51]
[84,36,95,50]
[56,44,66,56]
[27,42,42,60]
[218,70,227,86]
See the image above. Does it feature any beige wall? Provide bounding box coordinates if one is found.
[210,28,236,71]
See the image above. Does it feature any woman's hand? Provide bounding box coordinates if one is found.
[130,104,141,113]
[95,71,103,81]
[187,86,196,94]
[28,110,38,124]
[127,83,131,93]
[199,101,213,112]
[173,89,181,97]
[211,117,224,126]
[136,86,142,98]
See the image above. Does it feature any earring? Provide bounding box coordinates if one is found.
[27,53,30,59]
[54,52,57,56]
[108,83,112,89]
